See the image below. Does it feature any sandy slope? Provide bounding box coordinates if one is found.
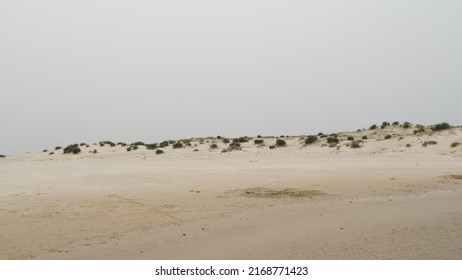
[1,125,462,259]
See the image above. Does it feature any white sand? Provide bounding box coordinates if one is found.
[1,125,462,259]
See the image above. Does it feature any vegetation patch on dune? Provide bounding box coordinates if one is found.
[240,187,327,199]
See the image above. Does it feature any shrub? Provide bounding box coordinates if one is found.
[156,149,164,154]
[229,142,241,148]
[254,139,264,144]
[133,145,139,150]
[210,144,218,149]
[305,135,318,144]
[145,143,158,150]
[168,140,175,144]
[422,141,437,147]
[413,125,425,134]
[173,142,183,149]
[225,142,241,151]
[320,134,327,138]
[43,149,48,152]
[257,135,262,138]
[55,146,62,150]
[382,121,390,127]
[217,136,222,139]
[127,147,132,152]
[432,122,451,131]
[63,144,81,154]
[222,138,230,144]
[328,143,337,148]
[49,152,54,155]
[318,132,324,136]
[131,141,145,146]
[238,137,250,143]
[350,141,361,148]
[269,145,276,149]
[280,135,285,138]
[93,149,98,153]
[362,135,368,140]
[347,136,354,141]
[406,144,411,147]
[80,143,87,146]
[193,149,199,152]
[85,145,89,148]
[369,124,377,130]
[451,142,460,148]
[403,122,412,129]
[0,155,6,158]
[392,121,399,125]
[159,141,169,148]
[275,139,286,146]
[117,142,127,147]
[384,135,392,140]
[326,137,339,144]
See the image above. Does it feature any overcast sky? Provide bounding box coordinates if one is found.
[1,1,461,155]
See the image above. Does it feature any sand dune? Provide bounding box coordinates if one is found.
[1,124,462,259]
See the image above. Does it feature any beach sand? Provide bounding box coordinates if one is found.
[1,125,462,259]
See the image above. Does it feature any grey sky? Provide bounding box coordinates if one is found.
[1,1,461,155]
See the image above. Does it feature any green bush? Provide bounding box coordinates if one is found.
[369,124,377,130]
[222,138,230,144]
[63,144,81,154]
[173,142,183,149]
[93,149,98,153]
[269,145,276,149]
[347,136,354,141]
[239,137,250,143]
[414,125,425,134]
[432,122,451,131]
[49,152,54,155]
[254,139,264,144]
[210,143,218,149]
[275,139,286,146]
[305,135,318,144]
[127,147,132,152]
[384,135,392,140]
[225,142,241,151]
[326,137,339,144]
[406,144,411,147]
[131,141,145,146]
[156,149,164,154]
[0,155,6,158]
[422,141,437,147]
[392,121,399,125]
[146,143,158,150]
[80,143,87,146]
[362,135,368,140]
[159,141,169,148]
[317,132,324,136]
[43,149,48,152]
[257,135,262,138]
[133,145,139,150]
[451,142,460,148]
[350,141,361,148]
[403,122,412,128]
[117,142,127,147]
[193,149,199,152]
[55,146,62,150]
